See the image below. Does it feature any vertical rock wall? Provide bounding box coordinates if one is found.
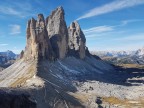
[24,14,53,60]
[68,21,86,59]
[46,6,68,59]
[23,6,89,61]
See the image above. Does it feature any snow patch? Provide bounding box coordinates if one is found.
[58,61,80,74]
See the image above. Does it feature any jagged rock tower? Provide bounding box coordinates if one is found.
[24,14,53,60]
[68,21,86,59]
[23,6,87,60]
[46,6,68,59]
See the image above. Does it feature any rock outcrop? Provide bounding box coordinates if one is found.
[19,50,24,59]
[68,21,86,59]
[46,6,68,59]
[24,14,53,60]
[22,6,89,61]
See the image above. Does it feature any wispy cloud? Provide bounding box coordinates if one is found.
[9,24,21,35]
[83,18,144,38]
[0,1,34,18]
[0,7,22,16]
[83,25,114,38]
[121,19,144,26]
[0,44,8,46]
[84,26,114,34]
[77,0,144,20]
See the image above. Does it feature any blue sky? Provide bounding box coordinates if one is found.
[0,0,144,53]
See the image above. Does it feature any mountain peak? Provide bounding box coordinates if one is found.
[136,47,144,56]
[142,46,144,50]
[21,6,89,60]
[48,6,64,20]
[24,12,53,60]
[70,21,80,30]
[46,6,68,59]
[6,50,12,53]
[68,21,86,59]
[37,14,45,22]
[0,50,16,59]
[57,6,64,11]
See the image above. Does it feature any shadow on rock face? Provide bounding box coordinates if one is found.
[50,34,61,59]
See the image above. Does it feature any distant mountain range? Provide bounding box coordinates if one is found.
[135,47,144,57]
[0,50,17,59]
[92,47,144,57]
[0,50,17,70]
[91,47,144,65]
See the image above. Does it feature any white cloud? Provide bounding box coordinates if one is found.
[0,44,8,46]
[0,2,33,18]
[9,24,21,35]
[83,25,114,38]
[83,19,144,38]
[121,19,144,26]
[86,31,126,39]
[0,7,21,16]
[84,26,114,34]
[77,0,144,20]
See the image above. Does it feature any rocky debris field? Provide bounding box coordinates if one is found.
[70,64,144,108]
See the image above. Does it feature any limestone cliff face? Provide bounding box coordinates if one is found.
[68,21,86,59]
[24,14,53,60]
[23,6,89,61]
[46,6,68,59]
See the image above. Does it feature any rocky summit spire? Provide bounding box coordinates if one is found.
[22,6,88,61]
[68,21,86,59]
[24,14,53,60]
[46,6,68,59]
